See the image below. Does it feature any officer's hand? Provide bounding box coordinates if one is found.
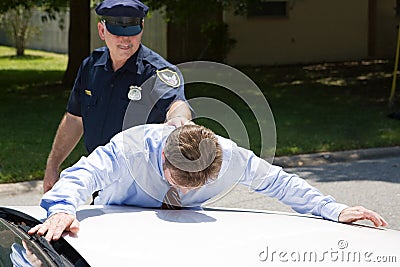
[165,116,193,128]
[28,213,79,242]
[338,206,388,227]
[43,168,59,193]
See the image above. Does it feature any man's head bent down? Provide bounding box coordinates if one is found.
[163,125,223,189]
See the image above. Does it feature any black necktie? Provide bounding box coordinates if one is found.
[161,187,182,210]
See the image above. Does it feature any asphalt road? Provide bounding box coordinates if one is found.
[0,152,399,230]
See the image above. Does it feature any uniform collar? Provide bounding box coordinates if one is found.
[136,44,152,75]
[94,46,139,73]
[94,48,109,70]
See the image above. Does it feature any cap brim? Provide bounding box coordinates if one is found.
[106,23,142,36]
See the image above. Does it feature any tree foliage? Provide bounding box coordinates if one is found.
[0,0,68,16]
[144,0,258,20]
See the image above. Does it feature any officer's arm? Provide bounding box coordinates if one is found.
[43,112,83,193]
[165,100,192,127]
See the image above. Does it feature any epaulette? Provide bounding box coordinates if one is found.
[141,45,172,70]
[91,46,108,60]
[140,46,181,88]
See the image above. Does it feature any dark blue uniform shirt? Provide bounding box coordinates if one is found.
[67,44,187,153]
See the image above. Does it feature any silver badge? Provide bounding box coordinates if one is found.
[128,85,142,101]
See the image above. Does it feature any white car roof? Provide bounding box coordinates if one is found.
[9,205,400,266]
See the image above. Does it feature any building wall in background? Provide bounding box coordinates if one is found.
[225,0,370,65]
[224,0,398,65]
[374,0,397,59]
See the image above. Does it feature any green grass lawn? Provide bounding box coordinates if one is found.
[0,46,399,183]
[0,46,85,183]
[186,60,400,156]
[243,61,400,155]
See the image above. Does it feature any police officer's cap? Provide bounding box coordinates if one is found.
[96,0,149,36]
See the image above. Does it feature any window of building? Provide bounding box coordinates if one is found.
[397,0,400,16]
[247,1,288,18]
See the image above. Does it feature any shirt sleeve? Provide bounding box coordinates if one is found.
[153,67,188,109]
[238,148,348,221]
[40,132,129,217]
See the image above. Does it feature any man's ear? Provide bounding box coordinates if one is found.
[98,22,105,40]
[141,19,145,30]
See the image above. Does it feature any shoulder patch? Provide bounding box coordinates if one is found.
[156,69,181,88]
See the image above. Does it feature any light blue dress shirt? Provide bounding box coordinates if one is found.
[41,124,347,221]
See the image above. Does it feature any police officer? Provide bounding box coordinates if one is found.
[43,0,192,193]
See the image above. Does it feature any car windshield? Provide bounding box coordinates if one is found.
[0,217,57,267]
[0,208,89,267]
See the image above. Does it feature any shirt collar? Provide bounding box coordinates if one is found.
[93,46,140,73]
[94,48,109,70]
[136,44,146,75]
[159,139,167,183]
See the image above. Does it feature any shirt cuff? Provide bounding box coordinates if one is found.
[321,202,349,222]
[41,201,76,218]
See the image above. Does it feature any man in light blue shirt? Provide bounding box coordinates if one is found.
[29,124,387,241]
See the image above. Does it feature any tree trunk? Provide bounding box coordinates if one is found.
[167,6,224,63]
[16,35,24,56]
[62,0,90,87]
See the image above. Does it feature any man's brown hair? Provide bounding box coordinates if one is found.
[164,124,222,188]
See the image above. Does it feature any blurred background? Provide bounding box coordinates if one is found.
[0,0,399,184]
